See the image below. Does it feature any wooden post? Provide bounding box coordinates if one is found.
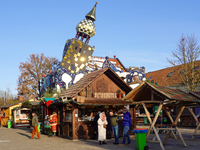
[133,107,136,128]
[188,107,200,140]
[151,90,154,101]
[72,105,78,140]
[142,103,165,150]
[146,103,163,138]
[58,105,61,136]
[60,104,63,136]
[42,105,45,134]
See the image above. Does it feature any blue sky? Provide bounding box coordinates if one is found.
[0,0,200,95]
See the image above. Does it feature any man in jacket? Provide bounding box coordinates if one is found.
[30,112,40,139]
[119,106,131,145]
[110,111,119,144]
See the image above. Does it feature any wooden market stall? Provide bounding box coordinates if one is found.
[52,68,134,140]
[0,99,39,127]
[0,102,21,127]
[123,81,200,150]
[13,100,40,128]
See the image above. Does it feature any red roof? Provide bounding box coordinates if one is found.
[146,60,200,87]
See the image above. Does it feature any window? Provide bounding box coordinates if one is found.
[151,80,154,83]
[148,77,152,80]
[71,64,75,70]
[16,110,20,117]
[83,50,86,54]
[75,46,78,50]
[79,48,82,53]
[167,72,173,77]
[65,111,72,122]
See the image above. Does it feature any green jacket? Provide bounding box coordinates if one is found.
[110,115,118,127]
[32,115,38,127]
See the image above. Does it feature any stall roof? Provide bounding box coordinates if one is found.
[0,102,21,109]
[59,67,132,99]
[123,81,200,103]
[0,100,40,109]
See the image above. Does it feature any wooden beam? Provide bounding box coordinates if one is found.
[188,108,199,123]
[72,108,75,140]
[151,90,154,101]
[188,107,200,140]
[175,126,187,147]
[146,104,163,138]
[175,106,185,124]
[133,107,136,128]
[142,103,165,150]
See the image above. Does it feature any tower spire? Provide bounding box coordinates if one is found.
[76,2,98,43]
[85,2,98,21]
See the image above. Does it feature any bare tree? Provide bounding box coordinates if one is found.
[167,34,200,91]
[17,53,60,99]
[0,88,17,106]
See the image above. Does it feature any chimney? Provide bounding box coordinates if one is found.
[18,95,24,102]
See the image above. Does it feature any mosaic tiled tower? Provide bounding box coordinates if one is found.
[61,2,97,73]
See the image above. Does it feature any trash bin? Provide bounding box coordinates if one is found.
[35,123,41,135]
[163,117,167,123]
[133,128,149,150]
[7,120,12,128]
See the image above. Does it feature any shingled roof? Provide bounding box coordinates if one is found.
[146,60,200,87]
[123,81,200,103]
[59,68,132,99]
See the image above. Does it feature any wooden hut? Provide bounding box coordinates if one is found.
[123,81,200,150]
[0,102,21,127]
[13,100,40,128]
[0,99,39,127]
[52,68,134,140]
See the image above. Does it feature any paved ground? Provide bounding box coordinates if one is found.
[1,127,200,150]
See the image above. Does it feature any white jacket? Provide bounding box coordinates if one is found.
[97,113,108,141]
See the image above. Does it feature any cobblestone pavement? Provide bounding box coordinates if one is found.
[1,127,200,150]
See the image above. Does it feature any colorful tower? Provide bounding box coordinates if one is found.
[61,2,97,73]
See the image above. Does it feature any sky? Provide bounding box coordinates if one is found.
[1,0,200,95]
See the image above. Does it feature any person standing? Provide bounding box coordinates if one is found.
[97,112,108,145]
[110,111,119,144]
[49,112,58,137]
[30,112,40,139]
[119,107,131,146]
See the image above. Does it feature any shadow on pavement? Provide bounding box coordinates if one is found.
[73,137,135,150]
[17,132,31,138]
